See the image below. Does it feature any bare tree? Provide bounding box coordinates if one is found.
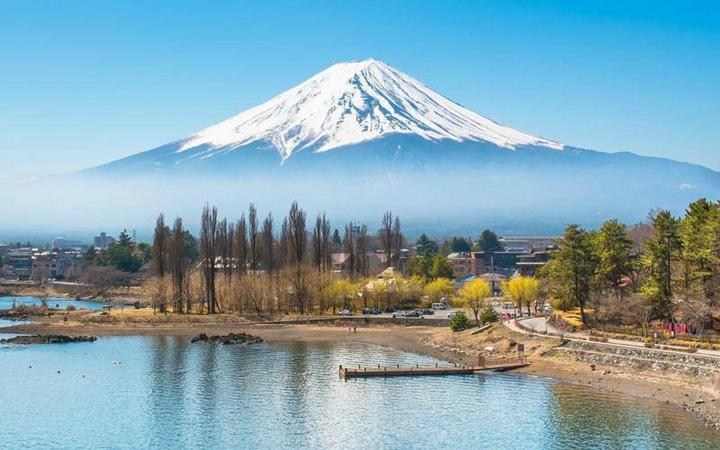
[152,214,169,312]
[379,211,394,268]
[343,223,356,278]
[261,213,275,273]
[321,214,331,272]
[392,216,404,269]
[200,204,219,314]
[356,224,369,277]
[169,217,188,313]
[248,203,259,272]
[234,214,248,277]
[287,201,308,313]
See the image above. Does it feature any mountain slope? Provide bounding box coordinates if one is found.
[70,59,720,230]
[94,59,562,172]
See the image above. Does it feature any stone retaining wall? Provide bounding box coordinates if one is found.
[546,340,720,379]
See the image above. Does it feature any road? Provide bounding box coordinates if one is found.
[505,316,720,359]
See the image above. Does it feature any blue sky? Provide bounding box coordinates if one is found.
[1,0,719,182]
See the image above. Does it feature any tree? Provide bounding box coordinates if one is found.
[475,229,503,252]
[312,213,332,273]
[457,278,491,326]
[200,204,219,314]
[169,217,188,313]
[415,233,439,257]
[379,211,393,268]
[449,311,470,332]
[234,215,248,276]
[342,223,356,278]
[408,255,432,279]
[286,201,308,313]
[641,210,681,319]
[541,224,597,324]
[679,199,720,305]
[430,254,453,279]
[152,214,169,312]
[104,230,142,273]
[261,213,275,273]
[331,229,342,251]
[449,236,471,253]
[409,234,440,279]
[152,214,168,278]
[248,203,259,272]
[323,279,358,314]
[503,276,541,316]
[595,219,633,300]
[392,217,404,268]
[355,225,368,278]
[423,278,455,304]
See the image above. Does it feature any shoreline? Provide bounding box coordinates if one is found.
[4,317,720,430]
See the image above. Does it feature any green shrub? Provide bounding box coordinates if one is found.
[480,307,498,324]
[449,311,470,332]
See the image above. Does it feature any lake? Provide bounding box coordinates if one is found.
[0,334,718,449]
[0,296,112,311]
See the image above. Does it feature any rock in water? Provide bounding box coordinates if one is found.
[0,335,97,345]
[190,332,263,346]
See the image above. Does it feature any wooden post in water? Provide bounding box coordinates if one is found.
[517,343,525,363]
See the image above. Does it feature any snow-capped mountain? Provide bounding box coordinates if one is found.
[175,59,562,161]
[65,59,719,231]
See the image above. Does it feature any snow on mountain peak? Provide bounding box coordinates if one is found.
[177,59,563,159]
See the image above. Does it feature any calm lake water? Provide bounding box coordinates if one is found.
[0,334,718,449]
[0,296,110,311]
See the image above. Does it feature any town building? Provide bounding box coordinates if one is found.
[94,232,116,250]
[31,251,66,281]
[448,250,526,279]
[52,237,83,250]
[4,248,34,279]
[330,252,386,277]
[499,236,558,253]
[516,250,554,277]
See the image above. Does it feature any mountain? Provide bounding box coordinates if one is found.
[14,59,720,233]
[94,59,563,172]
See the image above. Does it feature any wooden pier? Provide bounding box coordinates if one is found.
[339,356,529,379]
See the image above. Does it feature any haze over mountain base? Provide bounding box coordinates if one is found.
[3,59,718,240]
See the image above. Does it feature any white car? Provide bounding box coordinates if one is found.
[338,310,353,316]
[431,303,448,310]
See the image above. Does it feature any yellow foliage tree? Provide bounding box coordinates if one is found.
[502,276,541,316]
[457,278,491,326]
[322,279,358,315]
[423,278,455,305]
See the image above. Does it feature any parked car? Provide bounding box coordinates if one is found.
[431,303,448,310]
[362,307,381,315]
[448,311,458,319]
[338,310,353,316]
[405,310,422,318]
[392,310,406,318]
[421,308,434,315]
[384,307,396,313]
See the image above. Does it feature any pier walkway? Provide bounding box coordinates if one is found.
[339,356,529,379]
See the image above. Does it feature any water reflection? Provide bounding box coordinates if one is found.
[0,337,717,449]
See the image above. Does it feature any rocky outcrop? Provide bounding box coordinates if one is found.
[190,332,263,345]
[0,334,97,344]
